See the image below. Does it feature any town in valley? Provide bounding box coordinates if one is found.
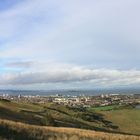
[1,92,140,109]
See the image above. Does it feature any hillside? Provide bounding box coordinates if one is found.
[0,99,119,132]
[0,119,140,140]
[0,99,140,139]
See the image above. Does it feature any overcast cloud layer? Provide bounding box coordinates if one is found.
[0,0,140,89]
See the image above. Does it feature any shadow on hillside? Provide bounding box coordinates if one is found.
[0,106,45,126]
[81,112,119,130]
[67,106,119,130]
[0,104,119,134]
[21,106,119,131]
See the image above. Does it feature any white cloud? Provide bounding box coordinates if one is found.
[1,62,140,88]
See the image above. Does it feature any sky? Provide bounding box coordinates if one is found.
[0,0,140,90]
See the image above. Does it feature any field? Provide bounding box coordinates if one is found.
[87,105,120,111]
[88,105,140,135]
[100,109,140,135]
[0,99,140,139]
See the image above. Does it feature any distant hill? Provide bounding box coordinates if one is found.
[1,88,140,96]
[0,119,139,140]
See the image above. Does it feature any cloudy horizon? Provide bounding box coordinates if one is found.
[0,0,140,90]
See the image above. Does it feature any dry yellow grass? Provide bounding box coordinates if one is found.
[0,119,140,140]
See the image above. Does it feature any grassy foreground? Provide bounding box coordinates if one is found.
[0,119,140,140]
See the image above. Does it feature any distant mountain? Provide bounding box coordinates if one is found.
[0,88,140,96]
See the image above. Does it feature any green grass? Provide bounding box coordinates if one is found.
[87,105,140,135]
[87,105,121,111]
[99,108,140,135]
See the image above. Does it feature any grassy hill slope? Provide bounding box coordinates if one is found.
[0,99,140,136]
[0,119,140,140]
[0,99,119,132]
[88,105,140,135]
